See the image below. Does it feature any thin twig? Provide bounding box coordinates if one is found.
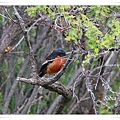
[11,17,43,52]
[0,13,11,20]
[2,6,17,23]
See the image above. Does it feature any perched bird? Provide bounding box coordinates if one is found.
[39,48,66,77]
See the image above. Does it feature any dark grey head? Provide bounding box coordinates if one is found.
[46,48,66,60]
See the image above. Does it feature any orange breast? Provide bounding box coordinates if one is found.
[46,56,66,74]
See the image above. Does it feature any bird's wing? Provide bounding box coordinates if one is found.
[39,60,52,77]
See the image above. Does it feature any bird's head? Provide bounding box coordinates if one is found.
[46,48,66,60]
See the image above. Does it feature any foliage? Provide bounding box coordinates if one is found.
[26,6,120,56]
[0,5,120,114]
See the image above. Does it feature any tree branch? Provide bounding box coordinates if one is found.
[2,6,17,23]
[17,77,72,99]
[13,6,37,82]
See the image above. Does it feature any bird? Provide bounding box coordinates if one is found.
[39,48,66,77]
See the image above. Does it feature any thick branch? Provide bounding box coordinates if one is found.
[17,77,72,99]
